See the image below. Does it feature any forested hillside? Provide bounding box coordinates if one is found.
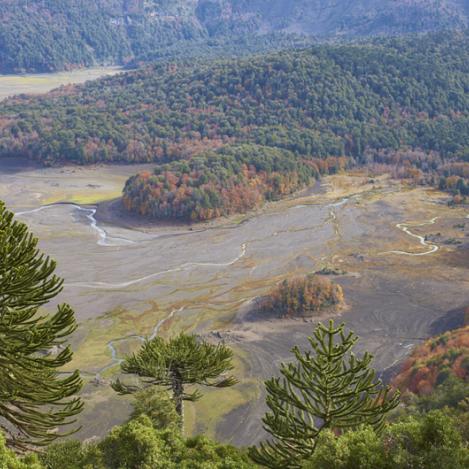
[393,325,469,396]
[0,0,311,73]
[1,30,468,219]
[2,31,468,165]
[197,0,469,37]
[1,0,468,73]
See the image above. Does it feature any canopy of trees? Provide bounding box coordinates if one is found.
[1,30,468,219]
[4,397,468,468]
[123,145,323,221]
[1,31,467,166]
[392,325,469,396]
[259,275,344,318]
[38,414,254,469]
[304,410,469,469]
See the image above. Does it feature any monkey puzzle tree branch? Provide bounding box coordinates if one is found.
[0,202,83,451]
[249,320,400,468]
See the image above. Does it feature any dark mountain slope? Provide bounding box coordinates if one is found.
[1,0,468,73]
[198,0,469,37]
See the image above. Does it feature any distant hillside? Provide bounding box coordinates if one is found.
[1,30,468,220]
[1,0,468,73]
[198,0,469,37]
[0,31,467,165]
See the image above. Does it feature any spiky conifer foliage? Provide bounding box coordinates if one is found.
[0,202,83,450]
[249,320,400,468]
[112,333,237,429]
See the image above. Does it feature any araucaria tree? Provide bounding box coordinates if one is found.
[0,202,83,450]
[250,320,400,469]
[113,333,237,428]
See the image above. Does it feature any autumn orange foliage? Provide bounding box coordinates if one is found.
[259,275,344,318]
[393,326,469,396]
[122,145,321,221]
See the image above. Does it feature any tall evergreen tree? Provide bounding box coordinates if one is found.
[0,202,83,450]
[112,333,237,429]
[249,320,400,469]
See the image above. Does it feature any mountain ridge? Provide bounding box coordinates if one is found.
[1,0,468,73]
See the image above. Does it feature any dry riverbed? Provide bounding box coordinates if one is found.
[1,160,468,445]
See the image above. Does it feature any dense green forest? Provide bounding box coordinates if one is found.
[0,0,313,74]
[1,30,468,219]
[2,30,468,166]
[1,0,468,73]
[0,0,314,74]
[1,0,129,73]
[5,402,469,468]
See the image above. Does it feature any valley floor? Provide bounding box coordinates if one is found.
[0,66,123,101]
[1,160,468,445]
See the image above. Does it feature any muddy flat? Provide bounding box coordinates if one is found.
[1,161,468,445]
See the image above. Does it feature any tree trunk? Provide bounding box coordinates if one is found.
[172,375,184,433]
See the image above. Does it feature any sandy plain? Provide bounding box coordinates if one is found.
[0,66,123,101]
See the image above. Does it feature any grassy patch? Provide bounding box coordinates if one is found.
[185,347,261,440]
[66,304,167,372]
[43,190,122,205]
[74,384,133,441]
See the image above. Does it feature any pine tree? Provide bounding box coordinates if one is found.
[249,320,400,469]
[112,333,237,429]
[0,202,83,451]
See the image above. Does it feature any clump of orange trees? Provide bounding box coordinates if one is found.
[260,274,344,318]
[123,144,318,221]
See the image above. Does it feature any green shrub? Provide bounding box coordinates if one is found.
[304,410,469,469]
[0,432,43,469]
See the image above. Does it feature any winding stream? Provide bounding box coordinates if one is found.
[99,306,186,376]
[383,217,440,256]
[67,243,247,290]
[16,203,134,246]
[14,195,445,384]
[91,197,353,372]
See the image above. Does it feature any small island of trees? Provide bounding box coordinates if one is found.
[259,274,345,318]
